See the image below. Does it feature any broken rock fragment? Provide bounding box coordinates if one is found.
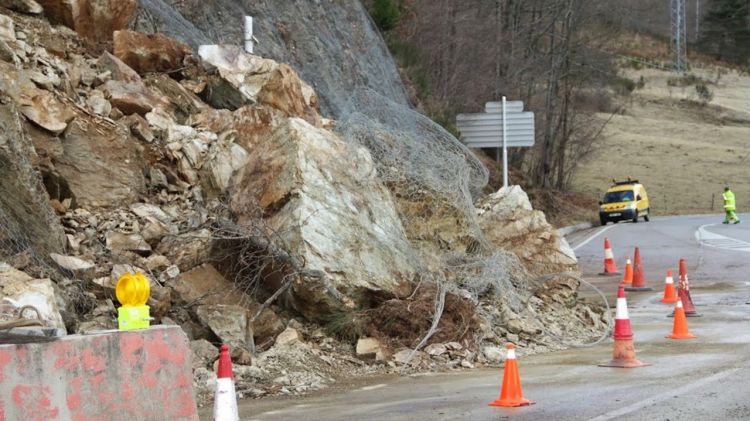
[105,231,152,255]
[37,0,137,44]
[101,80,170,116]
[49,253,95,280]
[1,0,43,15]
[97,51,141,83]
[0,263,66,330]
[113,30,192,74]
[18,85,75,134]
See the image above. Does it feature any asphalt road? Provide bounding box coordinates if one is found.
[219,213,750,421]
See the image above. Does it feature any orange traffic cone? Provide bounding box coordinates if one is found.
[626,247,653,292]
[621,259,633,286]
[213,344,239,421]
[489,344,535,407]
[672,258,701,317]
[599,283,650,368]
[660,269,679,304]
[599,238,620,276]
[667,300,696,339]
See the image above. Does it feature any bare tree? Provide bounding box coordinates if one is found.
[392,0,621,189]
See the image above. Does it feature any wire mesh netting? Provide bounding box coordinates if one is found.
[0,72,65,274]
[337,88,535,315]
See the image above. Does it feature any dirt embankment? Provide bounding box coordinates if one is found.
[571,67,750,217]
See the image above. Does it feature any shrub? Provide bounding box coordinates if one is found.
[695,83,714,104]
[667,73,703,87]
[388,39,420,67]
[636,75,646,89]
[614,77,637,95]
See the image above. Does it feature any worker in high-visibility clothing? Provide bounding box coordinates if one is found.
[723,186,741,224]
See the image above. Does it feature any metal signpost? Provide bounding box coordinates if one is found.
[456,97,535,188]
[244,16,254,53]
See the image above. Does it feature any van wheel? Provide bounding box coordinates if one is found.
[644,209,650,222]
[632,212,638,223]
[600,216,607,226]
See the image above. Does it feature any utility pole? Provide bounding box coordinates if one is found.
[695,0,700,40]
[671,0,688,74]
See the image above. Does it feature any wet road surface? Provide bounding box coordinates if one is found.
[208,214,750,420]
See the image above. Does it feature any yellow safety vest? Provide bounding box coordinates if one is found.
[723,190,736,211]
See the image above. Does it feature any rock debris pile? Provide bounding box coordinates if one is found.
[0,3,606,406]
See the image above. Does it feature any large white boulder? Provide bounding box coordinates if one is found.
[477,185,578,276]
[197,45,318,121]
[231,118,417,319]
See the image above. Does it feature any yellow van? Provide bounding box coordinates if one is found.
[599,179,650,225]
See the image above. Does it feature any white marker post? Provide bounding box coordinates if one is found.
[244,16,254,54]
[502,96,508,188]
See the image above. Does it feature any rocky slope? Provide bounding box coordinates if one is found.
[136,0,409,117]
[0,1,606,407]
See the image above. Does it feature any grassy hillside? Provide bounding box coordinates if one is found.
[571,65,750,216]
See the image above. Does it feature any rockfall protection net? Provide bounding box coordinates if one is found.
[337,88,532,313]
[0,69,60,274]
[337,89,607,363]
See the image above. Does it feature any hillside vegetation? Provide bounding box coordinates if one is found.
[369,0,750,219]
[572,64,750,215]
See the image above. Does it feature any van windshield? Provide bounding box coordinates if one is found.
[603,190,634,203]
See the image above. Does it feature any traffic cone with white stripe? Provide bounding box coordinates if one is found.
[213,344,239,421]
[666,300,696,339]
[599,238,620,276]
[599,283,650,368]
[672,258,701,317]
[625,247,653,292]
[621,259,633,286]
[660,269,679,304]
[489,344,535,407]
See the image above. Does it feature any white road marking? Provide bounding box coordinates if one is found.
[357,384,387,392]
[572,224,616,251]
[587,368,740,421]
[695,224,750,252]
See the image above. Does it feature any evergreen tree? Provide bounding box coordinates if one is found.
[697,0,750,64]
[371,0,401,32]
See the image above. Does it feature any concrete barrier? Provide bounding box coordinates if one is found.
[0,325,198,420]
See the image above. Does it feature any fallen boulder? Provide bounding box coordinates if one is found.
[17,85,75,134]
[231,118,416,320]
[97,51,141,83]
[50,253,95,280]
[477,186,578,276]
[155,228,211,271]
[114,30,192,74]
[105,231,152,255]
[101,80,170,116]
[37,0,137,44]
[0,263,66,330]
[195,304,252,364]
[36,119,146,208]
[0,14,15,42]
[173,264,284,343]
[355,337,387,361]
[1,0,43,14]
[197,45,318,122]
[190,339,218,369]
